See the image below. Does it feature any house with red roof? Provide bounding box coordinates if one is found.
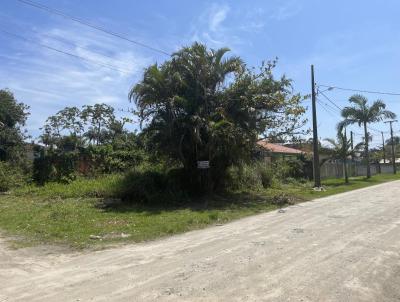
[256,140,305,162]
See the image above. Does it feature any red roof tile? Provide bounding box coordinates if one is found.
[257,140,304,155]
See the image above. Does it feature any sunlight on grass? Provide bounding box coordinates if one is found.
[1,173,399,249]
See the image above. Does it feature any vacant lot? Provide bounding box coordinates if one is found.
[0,174,400,248]
[1,180,400,301]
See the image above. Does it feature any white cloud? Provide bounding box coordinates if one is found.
[270,0,302,21]
[0,21,153,138]
[188,3,264,50]
[208,4,230,31]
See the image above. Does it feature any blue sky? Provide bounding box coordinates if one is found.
[1,0,400,148]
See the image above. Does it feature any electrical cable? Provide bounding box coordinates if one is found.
[15,0,171,56]
[0,16,131,66]
[319,84,400,96]
[0,28,132,74]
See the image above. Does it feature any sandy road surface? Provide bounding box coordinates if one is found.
[1,181,400,301]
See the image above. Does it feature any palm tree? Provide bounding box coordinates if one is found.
[339,95,396,178]
[129,43,244,190]
[325,128,362,183]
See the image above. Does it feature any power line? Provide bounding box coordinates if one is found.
[318,89,343,111]
[367,125,386,134]
[317,98,341,116]
[319,84,400,96]
[0,16,131,66]
[0,28,132,74]
[316,99,339,117]
[15,0,171,56]
[319,89,389,135]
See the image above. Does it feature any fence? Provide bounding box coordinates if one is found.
[320,161,398,179]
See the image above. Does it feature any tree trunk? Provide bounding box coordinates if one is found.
[343,157,349,184]
[364,122,371,178]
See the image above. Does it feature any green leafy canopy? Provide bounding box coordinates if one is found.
[130,42,307,190]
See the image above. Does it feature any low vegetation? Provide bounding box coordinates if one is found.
[1,172,399,249]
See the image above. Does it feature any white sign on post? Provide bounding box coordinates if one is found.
[197,161,210,169]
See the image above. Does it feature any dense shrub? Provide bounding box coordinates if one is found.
[33,148,78,185]
[226,161,274,191]
[84,145,145,174]
[260,167,274,188]
[0,161,28,192]
[273,158,305,181]
[117,168,165,202]
[115,165,189,205]
[225,158,309,191]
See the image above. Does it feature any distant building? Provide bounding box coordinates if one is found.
[256,140,304,162]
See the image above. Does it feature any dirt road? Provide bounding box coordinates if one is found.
[1,181,400,301]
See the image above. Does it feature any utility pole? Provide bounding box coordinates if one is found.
[381,131,386,164]
[350,131,354,161]
[385,120,398,174]
[311,65,321,187]
[350,131,354,151]
[343,128,349,183]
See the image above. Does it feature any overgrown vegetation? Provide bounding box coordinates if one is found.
[1,42,399,249]
[33,102,146,184]
[0,89,31,192]
[130,43,307,193]
[14,174,122,199]
[0,161,28,192]
[0,89,30,163]
[1,172,399,249]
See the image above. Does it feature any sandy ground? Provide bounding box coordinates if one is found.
[1,181,400,302]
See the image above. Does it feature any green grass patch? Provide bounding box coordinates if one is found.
[282,173,400,200]
[1,173,399,249]
[13,174,123,199]
[0,192,278,249]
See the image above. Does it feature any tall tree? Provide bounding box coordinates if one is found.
[57,106,83,136]
[384,136,400,160]
[339,95,396,178]
[81,103,115,145]
[0,89,30,162]
[40,115,63,148]
[130,42,306,191]
[325,128,362,183]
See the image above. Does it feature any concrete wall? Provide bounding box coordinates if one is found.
[320,162,398,179]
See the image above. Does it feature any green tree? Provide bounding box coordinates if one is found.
[384,136,400,161]
[40,104,132,149]
[40,115,63,148]
[0,89,30,162]
[130,43,306,191]
[386,136,400,146]
[57,106,83,136]
[81,103,115,145]
[325,128,362,183]
[339,95,396,178]
[40,106,83,149]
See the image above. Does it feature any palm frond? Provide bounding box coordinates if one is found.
[214,47,231,66]
[325,138,339,149]
[348,94,367,107]
[354,142,364,151]
[341,107,362,120]
[338,118,359,129]
[382,110,397,120]
[220,57,244,75]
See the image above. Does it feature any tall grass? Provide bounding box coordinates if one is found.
[0,161,28,192]
[14,174,123,198]
[226,161,275,191]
